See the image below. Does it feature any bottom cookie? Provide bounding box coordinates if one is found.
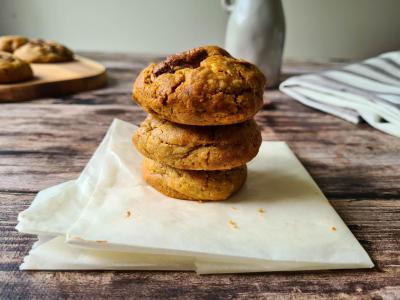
[142,158,247,201]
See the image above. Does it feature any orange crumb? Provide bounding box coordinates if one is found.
[232,207,237,210]
[228,220,238,229]
[96,240,108,244]
[331,226,337,232]
[125,209,132,218]
[258,208,265,213]
[198,200,203,204]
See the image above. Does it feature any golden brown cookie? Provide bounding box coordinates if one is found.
[133,114,261,170]
[0,51,33,84]
[142,158,247,201]
[13,39,74,63]
[0,35,29,53]
[133,46,266,126]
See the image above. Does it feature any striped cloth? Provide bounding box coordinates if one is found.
[280,51,400,138]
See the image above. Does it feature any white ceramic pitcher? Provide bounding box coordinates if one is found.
[222,0,285,88]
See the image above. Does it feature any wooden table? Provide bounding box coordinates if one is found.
[0,52,399,299]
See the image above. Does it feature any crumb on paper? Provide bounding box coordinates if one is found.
[331,226,337,232]
[71,236,84,241]
[231,207,237,210]
[198,200,203,204]
[228,220,238,229]
[125,209,132,218]
[258,208,265,214]
[96,240,108,244]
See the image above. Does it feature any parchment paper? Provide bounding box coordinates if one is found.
[17,119,373,273]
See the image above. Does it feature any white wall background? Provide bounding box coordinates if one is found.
[1,0,399,60]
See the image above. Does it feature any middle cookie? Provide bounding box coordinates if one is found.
[133,114,262,171]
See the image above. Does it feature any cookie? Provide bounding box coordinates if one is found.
[142,158,247,201]
[133,114,261,170]
[0,52,33,84]
[0,35,29,53]
[133,45,266,125]
[13,39,74,63]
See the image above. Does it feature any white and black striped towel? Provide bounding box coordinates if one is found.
[280,51,400,138]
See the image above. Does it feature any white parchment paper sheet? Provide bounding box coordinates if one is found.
[17,119,373,273]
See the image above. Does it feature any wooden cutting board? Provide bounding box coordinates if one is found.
[0,56,107,101]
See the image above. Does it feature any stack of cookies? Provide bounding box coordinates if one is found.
[132,46,266,201]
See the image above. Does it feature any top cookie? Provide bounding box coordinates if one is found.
[0,35,29,53]
[0,51,33,84]
[13,39,74,63]
[133,46,266,126]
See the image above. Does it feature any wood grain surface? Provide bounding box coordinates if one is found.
[0,52,399,299]
[0,56,107,101]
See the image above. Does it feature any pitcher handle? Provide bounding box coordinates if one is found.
[220,0,235,13]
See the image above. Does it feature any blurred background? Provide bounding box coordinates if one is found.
[1,0,400,60]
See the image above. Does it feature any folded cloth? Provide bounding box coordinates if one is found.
[280,51,400,138]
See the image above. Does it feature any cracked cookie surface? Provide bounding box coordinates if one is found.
[142,158,247,201]
[0,51,33,83]
[0,35,29,53]
[133,46,266,125]
[133,114,261,170]
[14,39,74,63]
